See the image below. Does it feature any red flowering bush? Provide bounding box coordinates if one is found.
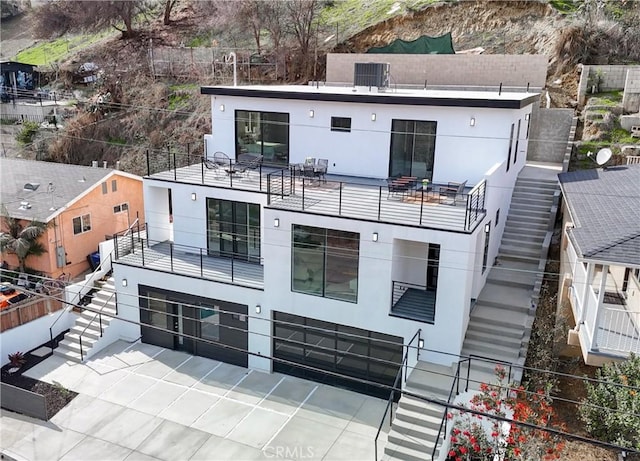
[446,366,566,461]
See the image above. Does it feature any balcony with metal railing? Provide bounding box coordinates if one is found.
[144,150,487,233]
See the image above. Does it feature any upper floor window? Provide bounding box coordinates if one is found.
[101,183,108,194]
[113,203,129,214]
[235,110,289,166]
[331,117,351,132]
[111,180,117,192]
[73,214,92,235]
[292,225,359,303]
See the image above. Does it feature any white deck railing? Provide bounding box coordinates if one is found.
[626,155,640,165]
[596,306,640,354]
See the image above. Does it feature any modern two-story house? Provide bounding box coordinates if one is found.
[106,74,538,399]
[559,164,640,366]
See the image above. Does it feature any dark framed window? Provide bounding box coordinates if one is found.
[331,117,351,132]
[73,214,92,235]
[113,203,129,214]
[389,119,437,180]
[495,208,500,226]
[514,119,521,165]
[482,222,491,273]
[292,225,359,303]
[235,110,289,165]
[207,198,260,262]
[506,123,514,172]
[111,179,117,192]
[101,183,107,194]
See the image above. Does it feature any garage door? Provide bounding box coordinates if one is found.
[273,312,403,399]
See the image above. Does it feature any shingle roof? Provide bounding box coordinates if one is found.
[558,165,640,267]
[1,158,116,222]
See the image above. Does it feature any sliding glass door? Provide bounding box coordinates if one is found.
[207,199,260,262]
[235,110,290,165]
[389,119,437,180]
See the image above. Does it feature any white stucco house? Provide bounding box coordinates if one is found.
[101,78,540,398]
[559,164,640,366]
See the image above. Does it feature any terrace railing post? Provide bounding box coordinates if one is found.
[465,358,470,392]
[173,150,177,181]
[201,160,205,184]
[302,179,305,211]
[338,182,343,215]
[130,231,135,255]
[79,336,83,362]
[170,242,174,272]
[200,248,204,277]
[419,188,425,225]
[231,252,235,282]
[464,195,471,230]
[280,170,284,199]
[49,328,54,354]
[167,148,171,175]
[267,174,272,205]
[141,239,145,266]
[187,142,190,164]
[114,235,119,259]
[99,313,103,337]
[378,187,382,221]
[146,150,150,175]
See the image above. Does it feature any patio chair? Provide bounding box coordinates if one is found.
[202,156,223,178]
[304,157,316,166]
[213,151,232,168]
[235,154,263,179]
[438,180,467,205]
[314,158,328,183]
[386,178,410,199]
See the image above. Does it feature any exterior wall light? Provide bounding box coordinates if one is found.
[191,192,197,201]
[219,104,225,112]
[418,338,424,349]
[255,305,261,314]
[122,279,128,287]
[484,223,491,233]
[309,109,314,118]
[274,218,280,227]
[371,113,376,121]
[470,117,476,127]
[525,113,530,121]
[372,232,378,242]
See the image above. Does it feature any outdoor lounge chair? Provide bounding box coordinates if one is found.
[235,153,263,178]
[387,178,410,199]
[438,180,467,205]
[314,158,328,183]
[202,156,223,178]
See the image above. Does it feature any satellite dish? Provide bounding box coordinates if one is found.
[595,148,612,166]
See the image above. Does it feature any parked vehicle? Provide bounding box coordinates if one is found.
[0,284,29,309]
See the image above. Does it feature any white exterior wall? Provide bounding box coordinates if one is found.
[207,95,533,184]
[262,209,477,367]
[1,311,73,366]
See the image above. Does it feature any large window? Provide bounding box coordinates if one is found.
[207,199,260,262]
[235,110,289,165]
[72,214,91,235]
[389,119,437,180]
[331,116,351,132]
[292,225,359,303]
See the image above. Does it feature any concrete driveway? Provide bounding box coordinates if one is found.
[1,341,389,460]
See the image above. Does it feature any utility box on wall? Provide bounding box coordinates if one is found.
[55,246,66,268]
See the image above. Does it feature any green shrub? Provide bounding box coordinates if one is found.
[16,121,40,145]
[579,354,640,450]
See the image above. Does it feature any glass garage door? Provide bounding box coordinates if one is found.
[272,312,403,399]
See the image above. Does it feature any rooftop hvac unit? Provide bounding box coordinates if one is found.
[354,62,390,88]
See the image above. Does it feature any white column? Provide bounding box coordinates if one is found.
[593,265,609,349]
[580,262,594,316]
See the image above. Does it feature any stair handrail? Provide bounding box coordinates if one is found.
[374,328,421,461]
[77,289,116,361]
[431,357,471,461]
[48,250,115,353]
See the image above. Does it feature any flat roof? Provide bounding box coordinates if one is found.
[201,85,539,109]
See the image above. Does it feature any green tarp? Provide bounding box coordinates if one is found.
[367,33,455,54]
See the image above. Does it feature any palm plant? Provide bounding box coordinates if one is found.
[0,205,49,272]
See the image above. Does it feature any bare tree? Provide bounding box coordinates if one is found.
[286,0,321,78]
[32,0,149,39]
[163,0,179,25]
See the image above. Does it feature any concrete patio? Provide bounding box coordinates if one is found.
[1,340,389,461]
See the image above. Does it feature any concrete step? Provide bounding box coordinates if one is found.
[79,309,114,324]
[500,237,543,251]
[499,244,541,259]
[511,190,555,201]
[53,348,82,363]
[57,337,94,354]
[517,177,558,185]
[515,180,558,190]
[507,209,552,220]
[387,429,435,456]
[68,325,101,341]
[384,440,435,461]
[509,200,552,213]
[487,265,538,288]
[505,218,548,231]
[471,305,530,330]
[406,362,455,395]
[92,292,116,304]
[503,229,547,241]
[477,283,532,309]
[465,328,523,348]
[391,417,440,442]
[398,393,448,417]
[395,403,444,430]
[497,251,542,265]
[466,321,524,341]
[462,338,521,360]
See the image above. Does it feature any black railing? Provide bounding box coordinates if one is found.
[464,179,487,231]
[113,237,264,288]
[390,281,436,324]
[431,357,471,460]
[112,221,146,260]
[374,328,422,461]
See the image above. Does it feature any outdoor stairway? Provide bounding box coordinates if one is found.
[384,362,455,461]
[54,277,117,363]
[461,175,558,388]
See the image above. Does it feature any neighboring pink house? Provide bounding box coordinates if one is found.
[1,158,144,279]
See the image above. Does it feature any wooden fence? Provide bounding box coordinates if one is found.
[1,297,64,333]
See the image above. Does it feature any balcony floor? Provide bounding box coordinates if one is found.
[115,241,264,289]
[148,163,476,232]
